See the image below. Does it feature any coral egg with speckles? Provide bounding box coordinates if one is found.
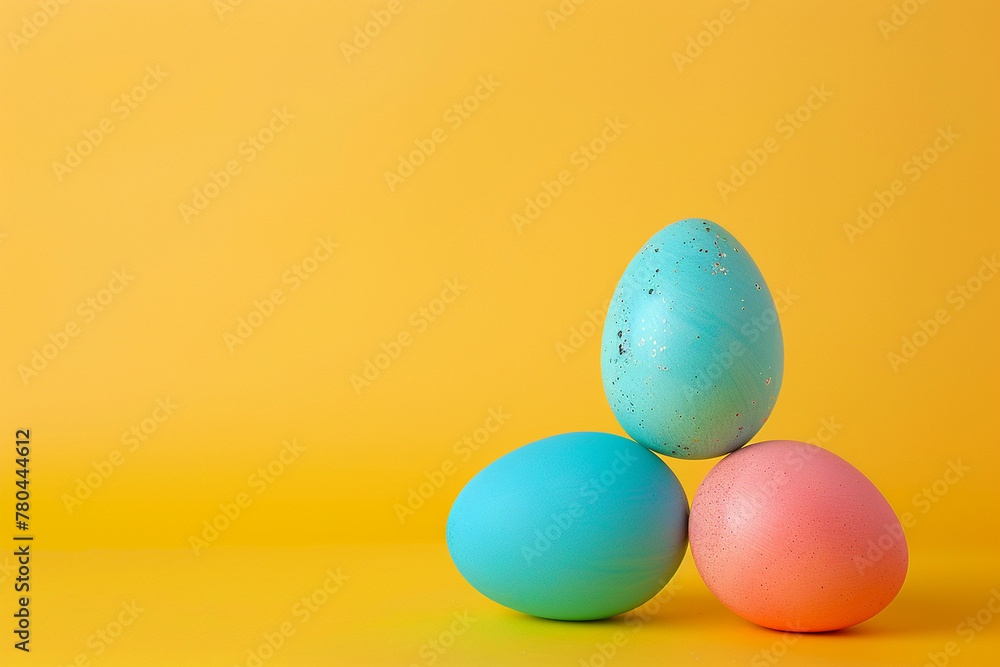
[601,218,783,459]
[688,440,908,632]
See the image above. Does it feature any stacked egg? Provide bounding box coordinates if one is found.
[447,219,907,632]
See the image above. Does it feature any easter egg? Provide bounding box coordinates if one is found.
[601,218,783,459]
[446,432,688,620]
[688,440,908,632]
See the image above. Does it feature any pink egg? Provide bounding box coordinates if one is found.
[689,440,908,632]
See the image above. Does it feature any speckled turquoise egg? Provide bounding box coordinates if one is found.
[601,219,783,459]
[446,432,688,620]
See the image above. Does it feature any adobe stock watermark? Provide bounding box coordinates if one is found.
[53,601,144,667]
[522,448,640,565]
[384,76,500,192]
[17,268,134,385]
[234,567,349,667]
[350,278,466,394]
[61,398,179,513]
[672,0,752,73]
[853,458,970,575]
[878,0,931,41]
[887,254,996,372]
[725,418,842,526]
[189,439,306,555]
[920,588,1000,667]
[409,611,477,667]
[680,287,798,398]
[0,555,14,586]
[844,126,959,243]
[394,407,511,523]
[578,581,682,667]
[224,236,338,352]
[7,0,71,53]
[512,117,626,234]
[545,0,586,30]
[179,107,295,223]
[340,0,411,62]
[716,85,833,202]
[556,298,611,362]
[213,0,246,21]
[52,65,169,182]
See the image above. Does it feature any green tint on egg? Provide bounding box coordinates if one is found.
[601,219,784,459]
[446,432,689,620]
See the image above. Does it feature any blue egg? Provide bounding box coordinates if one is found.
[446,432,688,620]
[601,219,783,459]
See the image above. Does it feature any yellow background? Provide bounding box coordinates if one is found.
[1,0,998,665]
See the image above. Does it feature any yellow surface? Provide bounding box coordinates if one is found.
[1,0,998,664]
[24,545,1000,667]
